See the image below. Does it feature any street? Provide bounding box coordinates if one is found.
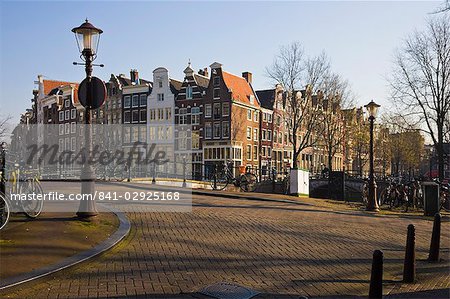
[1,181,448,298]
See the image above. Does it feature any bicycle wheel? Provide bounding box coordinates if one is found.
[240,173,257,192]
[20,180,44,218]
[0,193,10,230]
[208,170,229,191]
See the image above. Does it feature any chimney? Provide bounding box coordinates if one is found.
[130,69,139,85]
[242,72,252,84]
[198,68,209,77]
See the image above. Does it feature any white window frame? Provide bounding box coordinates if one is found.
[253,128,258,141]
[222,102,229,116]
[222,121,229,138]
[124,96,131,108]
[205,104,212,118]
[246,127,252,140]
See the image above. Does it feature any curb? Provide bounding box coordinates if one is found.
[0,204,131,290]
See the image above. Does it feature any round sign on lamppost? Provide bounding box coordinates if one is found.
[78,76,106,109]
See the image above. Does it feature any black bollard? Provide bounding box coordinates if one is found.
[428,213,441,262]
[152,163,156,184]
[182,159,187,188]
[403,224,416,283]
[369,250,383,299]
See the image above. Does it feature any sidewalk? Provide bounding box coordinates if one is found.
[0,212,120,286]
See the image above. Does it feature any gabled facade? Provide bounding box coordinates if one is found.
[175,62,209,180]
[202,62,260,176]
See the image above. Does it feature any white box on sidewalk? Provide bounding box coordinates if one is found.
[290,169,309,196]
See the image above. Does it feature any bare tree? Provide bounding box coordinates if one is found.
[266,42,330,168]
[317,72,354,171]
[433,0,450,13]
[389,15,450,181]
[0,115,11,142]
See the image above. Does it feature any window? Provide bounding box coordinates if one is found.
[65,110,70,120]
[279,132,283,144]
[262,146,267,157]
[247,109,252,120]
[65,123,70,134]
[59,111,64,121]
[254,111,259,122]
[221,103,230,117]
[276,116,281,126]
[268,114,272,123]
[213,76,220,87]
[159,81,163,88]
[273,131,277,143]
[124,111,131,123]
[284,133,288,145]
[253,145,258,160]
[71,137,76,151]
[246,145,252,160]
[205,122,212,139]
[140,110,147,123]
[59,139,64,151]
[222,122,230,138]
[213,103,221,119]
[205,104,212,118]
[71,109,76,119]
[132,127,139,142]
[268,130,272,141]
[246,127,252,140]
[157,93,164,101]
[191,107,200,125]
[178,131,187,150]
[213,88,220,99]
[186,85,193,99]
[150,109,156,120]
[192,131,200,149]
[139,126,147,142]
[262,129,267,141]
[249,95,255,104]
[213,122,220,138]
[124,96,131,108]
[253,128,258,141]
[179,108,187,125]
[71,122,76,134]
[263,113,267,122]
[132,95,139,107]
[140,94,147,107]
[132,110,139,123]
[268,146,272,158]
[65,99,70,108]
[59,124,64,135]
[158,109,164,120]
[165,108,172,120]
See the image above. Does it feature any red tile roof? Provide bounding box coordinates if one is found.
[43,80,76,95]
[222,71,259,107]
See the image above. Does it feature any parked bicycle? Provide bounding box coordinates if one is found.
[439,182,449,212]
[0,164,44,230]
[208,161,258,192]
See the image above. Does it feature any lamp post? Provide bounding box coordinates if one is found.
[364,100,380,212]
[0,142,7,195]
[72,19,103,219]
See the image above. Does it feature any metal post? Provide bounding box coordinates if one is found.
[213,164,217,190]
[152,163,156,184]
[403,224,416,283]
[428,213,441,262]
[0,145,5,195]
[369,250,383,299]
[367,116,379,211]
[77,49,98,219]
[182,158,187,188]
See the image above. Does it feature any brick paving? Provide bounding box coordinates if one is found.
[0,182,449,298]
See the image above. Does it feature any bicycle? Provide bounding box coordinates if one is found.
[439,182,449,212]
[208,161,258,192]
[0,164,44,230]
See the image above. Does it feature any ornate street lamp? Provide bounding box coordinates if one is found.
[72,19,103,218]
[364,100,381,211]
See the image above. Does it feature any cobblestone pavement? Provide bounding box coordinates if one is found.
[1,182,449,298]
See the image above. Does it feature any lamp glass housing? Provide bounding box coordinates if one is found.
[72,19,103,55]
[365,100,380,118]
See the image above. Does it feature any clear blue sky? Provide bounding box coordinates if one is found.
[0,1,441,125]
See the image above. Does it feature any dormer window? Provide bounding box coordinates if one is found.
[186,85,193,99]
[213,77,220,87]
[249,95,255,104]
